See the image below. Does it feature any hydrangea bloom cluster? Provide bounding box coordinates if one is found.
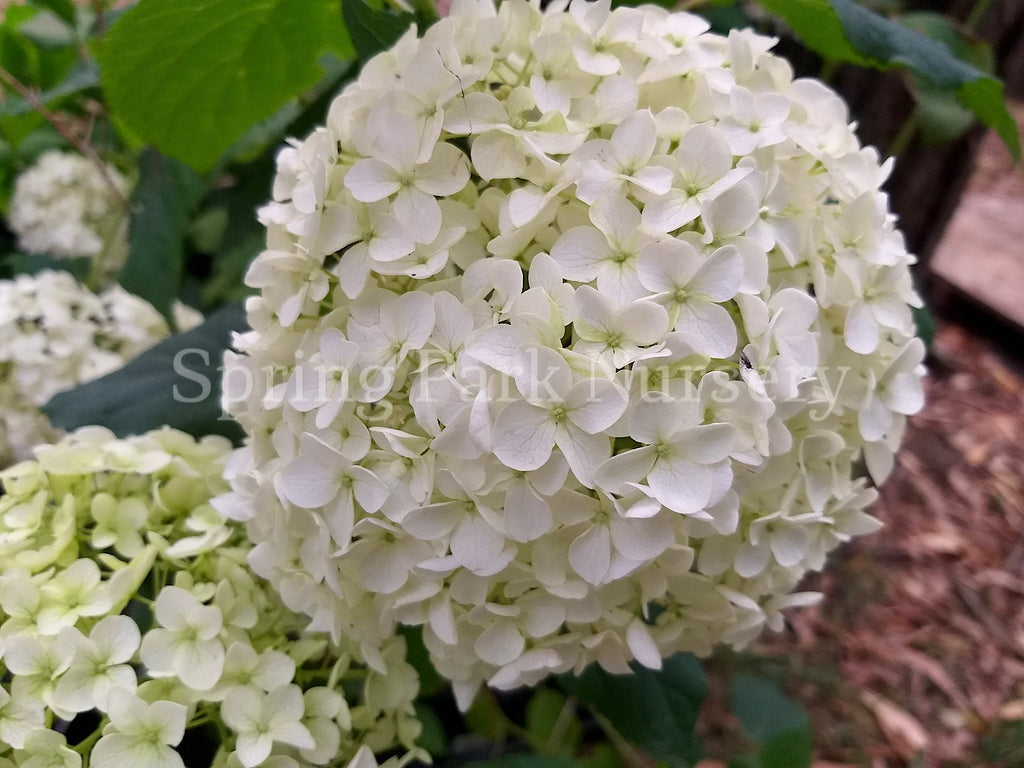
[222,0,926,707]
[0,428,422,768]
[0,270,199,466]
[7,150,129,261]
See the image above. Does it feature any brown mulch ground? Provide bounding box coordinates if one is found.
[699,318,1024,768]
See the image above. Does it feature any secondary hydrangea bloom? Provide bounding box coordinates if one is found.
[223,0,926,706]
[7,150,129,261]
[0,428,422,768]
[0,270,201,466]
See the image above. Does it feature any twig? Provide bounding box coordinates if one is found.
[91,0,106,33]
[0,65,129,211]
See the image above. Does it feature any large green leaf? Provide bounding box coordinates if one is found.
[119,148,206,323]
[560,654,706,768]
[42,303,247,441]
[754,0,1020,159]
[97,0,353,172]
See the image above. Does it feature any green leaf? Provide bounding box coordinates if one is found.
[4,252,91,282]
[911,303,935,352]
[754,0,866,64]
[754,0,1020,159]
[464,688,513,742]
[728,675,812,768]
[914,86,975,145]
[957,77,1018,159]
[119,148,206,323]
[42,302,247,442]
[98,0,353,172]
[578,743,623,768]
[759,727,813,768]
[729,675,808,742]
[19,8,77,48]
[701,1,754,34]
[214,55,352,170]
[341,0,415,61]
[560,653,706,768]
[0,60,99,117]
[187,207,229,254]
[30,0,77,26]
[898,12,993,71]
[414,703,448,757]
[0,21,42,85]
[462,755,580,768]
[13,122,62,160]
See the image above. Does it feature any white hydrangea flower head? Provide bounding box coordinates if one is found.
[7,150,129,261]
[0,428,423,767]
[0,270,200,466]
[224,0,926,707]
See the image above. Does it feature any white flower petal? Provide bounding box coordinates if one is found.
[676,300,738,358]
[471,131,527,181]
[569,525,611,585]
[770,525,809,567]
[345,159,400,202]
[555,423,611,489]
[844,300,878,354]
[474,622,525,666]
[279,458,340,509]
[550,226,608,282]
[492,400,557,471]
[415,142,471,196]
[504,481,554,542]
[565,379,627,434]
[626,619,662,669]
[394,186,442,244]
[647,457,711,515]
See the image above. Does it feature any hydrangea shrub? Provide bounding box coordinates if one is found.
[0,271,202,465]
[221,0,926,707]
[0,428,422,768]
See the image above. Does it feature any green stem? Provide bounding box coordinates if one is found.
[542,695,578,755]
[73,727,103,757]
[819,58,839,83]
[965,0,995,32]
[887,111,922,158]
[590,711,650,768]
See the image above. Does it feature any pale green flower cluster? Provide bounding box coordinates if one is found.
[0,270,202,467]
[0,428,422,768]
[224,0,925,707]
